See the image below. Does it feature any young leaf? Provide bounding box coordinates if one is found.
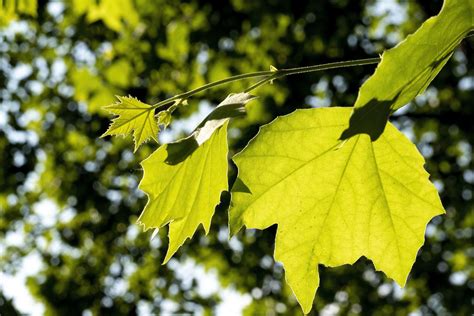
[342,0,474,140]
[157,98,188,129]
[230,107,445,314]
[157,110,172,129]
[138,93,256,262]
[102,96,158,152]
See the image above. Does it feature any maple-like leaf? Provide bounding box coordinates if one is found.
[138,93,255,262]
[138,121,229,263]
[230,107,445,314]
[101,96,158,152]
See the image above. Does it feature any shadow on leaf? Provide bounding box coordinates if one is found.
[164,136,199,165]
[339,98,393,142]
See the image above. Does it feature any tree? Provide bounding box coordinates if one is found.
[1,0,472,315]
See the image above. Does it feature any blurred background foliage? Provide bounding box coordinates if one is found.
[0,0,472,315]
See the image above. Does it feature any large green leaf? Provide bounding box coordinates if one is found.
[138,93,256,262]
[101,96,159,152]
[342,0,474,141]
[230,107,445,313]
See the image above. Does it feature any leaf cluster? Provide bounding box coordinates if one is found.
[101,0,473,312]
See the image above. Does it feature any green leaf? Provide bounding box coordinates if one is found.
[157,110,173,129]
[156,98,188,129]
[230,107,445,314]
[138,93,256,263]
[342,0,474,141]
[101,96,158,152]
[138,121,229,264]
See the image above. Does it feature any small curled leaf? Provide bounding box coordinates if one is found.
[156,98,188,129]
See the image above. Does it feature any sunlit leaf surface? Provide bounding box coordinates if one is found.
[231,107,445,313]
[138,122,229,263]
[102,96,158,152]
[342,0,474,140]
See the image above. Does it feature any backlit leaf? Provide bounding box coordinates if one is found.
[230,107,445,313]
[138,122,229,263]
[342,0,474,141]
[156,98,187,129]
[138,93,256,262]
[101,96,158,152]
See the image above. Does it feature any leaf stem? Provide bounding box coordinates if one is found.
[152,57,380,110]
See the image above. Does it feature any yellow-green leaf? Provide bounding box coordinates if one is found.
[138,121,229,263]
[156,98,188,129]
[230,107,445,314]
[343,0,474,140]
[137,93,255,263]
[102,96,158,152]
